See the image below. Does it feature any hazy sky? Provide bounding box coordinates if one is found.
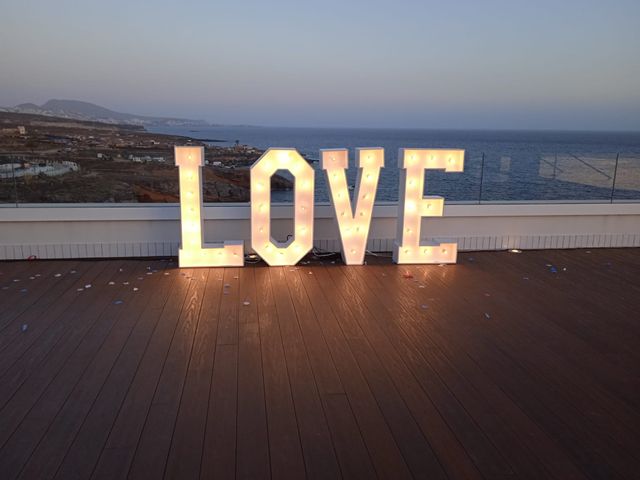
[1,0,639,130]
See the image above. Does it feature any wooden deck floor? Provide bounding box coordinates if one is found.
[0,248,639,479]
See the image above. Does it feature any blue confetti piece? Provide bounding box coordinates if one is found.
[114,300,124,305]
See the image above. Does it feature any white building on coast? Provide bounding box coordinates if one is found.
[0,160,79,179]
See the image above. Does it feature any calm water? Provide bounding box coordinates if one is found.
[149,126,640,203]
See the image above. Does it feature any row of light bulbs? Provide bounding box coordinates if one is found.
[175,146,464,267]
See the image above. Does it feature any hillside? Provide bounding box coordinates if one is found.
[4,99,208,127]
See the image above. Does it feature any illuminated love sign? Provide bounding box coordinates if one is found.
[175,145,464,267]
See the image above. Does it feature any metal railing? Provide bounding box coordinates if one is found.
[1,151,639,206]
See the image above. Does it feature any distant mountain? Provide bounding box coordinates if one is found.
[7,99,209,127]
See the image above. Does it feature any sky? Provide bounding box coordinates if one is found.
[1,0,639,130]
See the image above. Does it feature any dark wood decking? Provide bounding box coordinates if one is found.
[0,248,639,479]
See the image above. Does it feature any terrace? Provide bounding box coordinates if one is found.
[1,140,639,480]
[4,0,640,477]
[0,248,638,479]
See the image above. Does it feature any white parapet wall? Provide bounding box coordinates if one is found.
[0,202,639,260]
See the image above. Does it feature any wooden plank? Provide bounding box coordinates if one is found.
[17,261,175,480]
[0,261,126,428]
[0,260,137,476]
[199,268,240,479]
[322,265,480,480]
[441,254,640,475]
[403,256,637,477]
[468,251,640,428]
[296,266,413,479]
[163,268,224,480]
[352,262,581,479]
[235,267,271,480]
[125,267,209,480]
[0,260,35,285]
[62,267,196,480]
[268,267,341,479]
[200,343,238,479]
[253,267,306,479]
[0,260,74,332]
[0,250,636,479]
[282,266,377,479]
[0,260,115,381]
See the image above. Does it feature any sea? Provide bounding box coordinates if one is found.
[147,126,640,203]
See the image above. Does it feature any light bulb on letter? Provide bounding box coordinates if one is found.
[393,148,464,264]
[320,147,384,265]
[250,148,314,266]
[175,146,243,267]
